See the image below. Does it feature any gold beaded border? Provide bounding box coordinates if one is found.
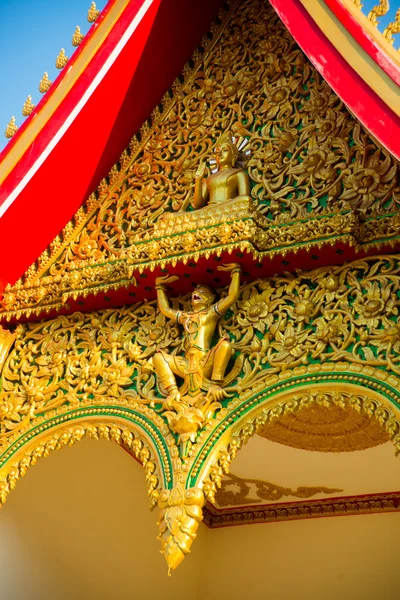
[0,405,175,492]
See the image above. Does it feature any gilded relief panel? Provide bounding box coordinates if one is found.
[1,254,400,458]
[1,0,400,319]
[1,255,400,568]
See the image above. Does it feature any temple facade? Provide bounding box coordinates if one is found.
[1,1,400,598]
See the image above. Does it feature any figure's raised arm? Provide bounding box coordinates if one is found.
[214,263,242,314]
[191,162,209,210]
[155,275,180,321]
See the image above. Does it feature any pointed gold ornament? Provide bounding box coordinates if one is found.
[383,9,400,45]
[5,116,18,139]
[72,25,84,47]
[39,72,52,93]
[87,2,99,23]
[56,48,68,69]
[368,0,389,27]
[0,325,16,373]
[22,95,35,117]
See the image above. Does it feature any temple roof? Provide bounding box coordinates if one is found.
[272,0,400,158]
[0,0,225,290]
[1,0,400,322]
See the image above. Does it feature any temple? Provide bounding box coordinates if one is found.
[1,0,400,598]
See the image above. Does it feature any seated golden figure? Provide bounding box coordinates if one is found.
[153,263,241,409]
[191,133,251,210]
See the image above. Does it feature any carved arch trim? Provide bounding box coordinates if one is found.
[0,406,179,510]
[186,364,400,501]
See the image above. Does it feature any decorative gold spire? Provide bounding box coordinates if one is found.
[0,325,16,373]
[39,72,52,93]
[383,8,400,45]
[5,117,18,139]
[22,95,35,117]
[72,25,84,47]
[56,48,68,69]
[88,2,100,23]
[368,0,389,27]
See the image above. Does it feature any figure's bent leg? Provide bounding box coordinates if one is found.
[211,340,233,382]
[153,352,181,407]
[153,352,177,390]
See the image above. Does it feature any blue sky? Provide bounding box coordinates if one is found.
[0,0,107,151]
[0,0,398,152]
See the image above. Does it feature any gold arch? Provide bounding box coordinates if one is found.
[196,379,400,503]
[0,416,163,511]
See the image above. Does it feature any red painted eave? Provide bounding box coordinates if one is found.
[270,0,400,161]
[325,0,400,87]
[0,0,225,289]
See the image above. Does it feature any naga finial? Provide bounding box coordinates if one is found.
[56,48,68,70]
[5,117,18,139]
[368,0,389,27]
[0,325,16,375]
[88,2,100,23]
[383,9,400,45]
[39,72,52,93]
[22,95,35,117]
[72,25,84,47]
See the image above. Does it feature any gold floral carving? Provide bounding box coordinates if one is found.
[204,491,400,528]
[258,399,389,452]
[2,254,400,456]
[157,484,204,572]
[214,472,342,507]
[2,0,400,320]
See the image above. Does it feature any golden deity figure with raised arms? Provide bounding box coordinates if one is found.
[153,263,241,412]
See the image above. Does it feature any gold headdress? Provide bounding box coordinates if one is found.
[213,130,250,169]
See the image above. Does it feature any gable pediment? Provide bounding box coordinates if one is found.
[2,0,400,322]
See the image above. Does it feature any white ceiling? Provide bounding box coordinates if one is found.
[216,435,400,506]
